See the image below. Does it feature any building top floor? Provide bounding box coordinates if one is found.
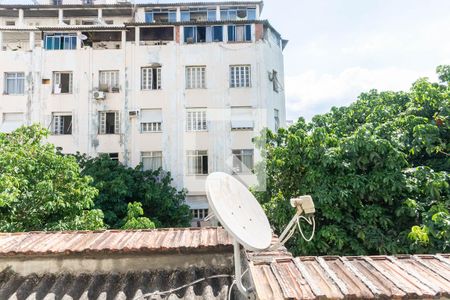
[0,1,263,23]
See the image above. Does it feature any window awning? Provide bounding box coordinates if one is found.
[141,109,162,123]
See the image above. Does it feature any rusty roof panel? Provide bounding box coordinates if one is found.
[249,250,450,300]
[0,228,233,257]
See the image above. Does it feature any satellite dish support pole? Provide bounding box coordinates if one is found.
[233,239,252,298]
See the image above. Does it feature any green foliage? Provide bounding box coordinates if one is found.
[76,154,191,229]
[0,125,104,232]
[256,67,450,255]
[122,202,156,230]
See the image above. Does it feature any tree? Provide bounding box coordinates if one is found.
[122,202,156,230]
[0,125,104,232]
[255,67,449,256]
[76,154,191,229]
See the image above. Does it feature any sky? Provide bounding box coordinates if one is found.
[260,0,450,121]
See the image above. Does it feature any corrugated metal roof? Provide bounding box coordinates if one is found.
[37,25,126,30]
[0,227,233,257]
[248,247,450,300]
[0,1,262,9]
[0,266,233,300]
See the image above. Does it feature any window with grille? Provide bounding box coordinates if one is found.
[99,111,119,134]
[274,109,280,131]
[232,149,254,174]
[187,150,208,175]
[141,151,162,171]
[4,72,25,95]
[52,113,72,135]
[99,70,119,92]
[186,109,207,131]
[53,72,73,94]
[230,65,251,88]
[186,66,206,89]
[191,209,209,220]
[141,67,161,90]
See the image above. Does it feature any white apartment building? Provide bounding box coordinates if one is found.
[0,0,287,224]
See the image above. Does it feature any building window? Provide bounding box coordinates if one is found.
[231,107,254,130]
[141,109,162,133]
[207,9,216,21]
[181,10,190,21]
[186,109,207,131]
[192,209,208,220]
[232,149,254,174]
[108,153,119,161]
[184,26,223,43]
[186,66,206,89]
[52,113,72,135]
[221,8,256,21]
[145,10,177,23]
[0,112,24,133]
[141,67,161,90]
[53,0,62,4]
[5,21,15,26]
[4,72,25,95]
[53,72,73,94]
[44,33,76,50]
[187,150,208,175]
[99,70,119,92]
[228,25,252,42]
[230,65,251,88]
[141,151,162,171]
[274,109,280,131]
[99,111,119,134]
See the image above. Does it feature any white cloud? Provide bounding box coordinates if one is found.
[285,67,436,121]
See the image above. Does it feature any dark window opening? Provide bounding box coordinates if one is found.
[213,26,223,42]
[202,155,208,174]
[140,27,174,42]
[81,31,122,49]
[126,28,135,42]
[105,112,116,134]
[60,73,71,93]
[109,153,119,161]
[62,116,72,134]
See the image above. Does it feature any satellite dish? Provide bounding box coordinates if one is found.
[206,172,272,297]
[205,172,272,251]
[78,34,88,41]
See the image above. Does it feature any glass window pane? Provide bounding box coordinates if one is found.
[184,27,195,43]
[247,8,256,20]
[145,12,153,23]
[213,26,223,42]
[181,11,190,21]
[245,25,252,41]
[168,12,177,22]
[207,10,216,21]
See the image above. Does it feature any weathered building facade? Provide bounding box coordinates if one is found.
[0,0,287,221]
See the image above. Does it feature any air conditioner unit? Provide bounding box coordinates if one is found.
[128,110,139,117]
[93,91,106,100]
